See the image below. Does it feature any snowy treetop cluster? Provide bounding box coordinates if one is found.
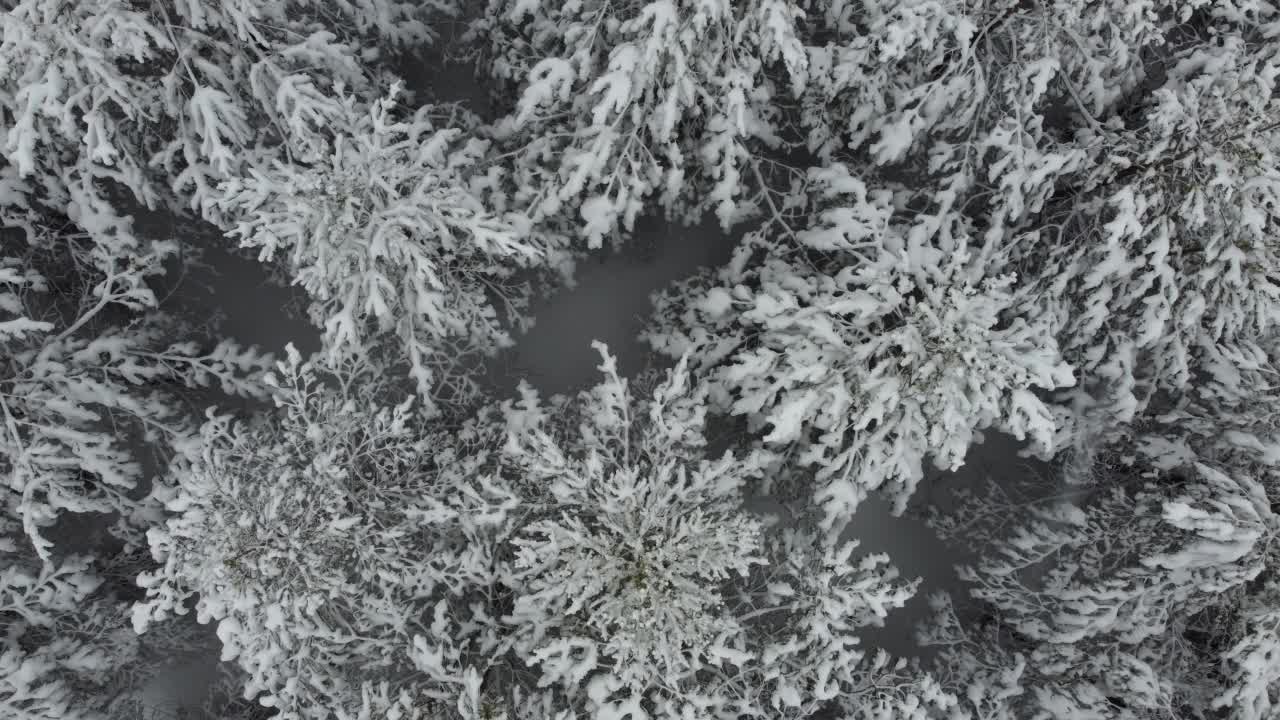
[2,1,1280,719]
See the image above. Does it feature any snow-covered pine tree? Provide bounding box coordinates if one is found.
[637,1,1280,527]
[0,0,508,411]
[1008,3,1280,459]
[467,0,811,245]
[217,85,568,407]
[0,218,269,560]
[472,343,954,720]
[0,207,272,718]
[133,344,520,719]
[0,0,443,235]
[0,0,499,404]
[644,161,1074,532]
[0,503,232,720]
[0,518,120,720]
[909,8,1280,710]
[923,362,1280,718]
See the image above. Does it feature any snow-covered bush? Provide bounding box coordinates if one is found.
[645,163,1074,530]
[218,86,567,406]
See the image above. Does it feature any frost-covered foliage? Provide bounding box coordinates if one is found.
[0,532,115,720]
[642,0,1280,519]
[133,344,514,719]
[0,509,219,720]
[0,0,446,238]
[492,344,949,720]
[135,343,952,720]
[1017,7,1280,449]
[646,162,1074,529]
[0,223,269,559]
[632,6,1280,707]
[219,86,566,405]
[1217,579,1280,720]
[0,212,270,718]
[924,407,1280,718]
[9,1,1280,718]
[468,0,811,244]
